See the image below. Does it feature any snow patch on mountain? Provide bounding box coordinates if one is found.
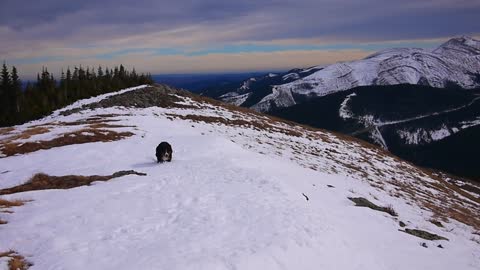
[398,129,432,145]
[397,125,453,145]
[252,37,480,111]
[283,73,300,81]
[371,126,389,149]
[240,77,257,91]
[252,86,296,111]
[397,116,480,145]
[339,93,357,119]
[460,117,480,129]
[430,125,452,141]
[219,92,252,106]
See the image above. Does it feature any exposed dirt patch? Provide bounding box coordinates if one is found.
[0,128,133,157]
[348,197,398,216]
[401,228,449,241]
[0,250,32,270]
[0,170,147,195]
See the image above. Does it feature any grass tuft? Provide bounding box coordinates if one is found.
[0,250,32,270]
[0,170,147,195]
[0,198,25,208]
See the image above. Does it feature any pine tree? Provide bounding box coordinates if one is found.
[119,64,126,79]
[1,62,12,123]
[1,62,10,88]
[66,67,72,81]
[97,66,104,77]
[60,68,68,103]
[11,66,21,114]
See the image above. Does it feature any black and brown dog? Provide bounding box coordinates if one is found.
[156,142,173,163]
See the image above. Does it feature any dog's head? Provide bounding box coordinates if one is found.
[160,149,171,161]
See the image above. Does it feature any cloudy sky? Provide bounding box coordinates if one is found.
[1,0,478,78]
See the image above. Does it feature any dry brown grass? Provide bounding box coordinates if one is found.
[0,127,50,145]
[0,250,32,270]
[0,198,29,224]
[0,170,147,195]
[88,123,135,129]
[0,128,133,157]
[0,127,15,136]
[0,198,25,208]
[94,113,131,118]
[422,199,480,230]
[1,114,136,158]
[374,163,480,230]
[166,113,303,137]
[59,118,121,126]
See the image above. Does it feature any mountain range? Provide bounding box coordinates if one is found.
[200,36,480,181]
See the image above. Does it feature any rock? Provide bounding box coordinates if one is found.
[348,197,398,216]
[401,228,449,241]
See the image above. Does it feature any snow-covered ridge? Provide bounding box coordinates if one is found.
[52,85,149,117]
[0,85,479,269]
[212,67,323,107]
[253,36,480,111]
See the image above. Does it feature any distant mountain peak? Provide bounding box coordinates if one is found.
[434,35,480,56]
[452,35,479,45]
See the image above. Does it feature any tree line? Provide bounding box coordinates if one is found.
[0,63,153,127]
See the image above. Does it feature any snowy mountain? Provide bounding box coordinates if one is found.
[201,67,323,107]
[207,36,480,111]
[0,84,479,269]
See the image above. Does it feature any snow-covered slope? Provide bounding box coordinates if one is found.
[0,85,479,270]
[250,36,480,111]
